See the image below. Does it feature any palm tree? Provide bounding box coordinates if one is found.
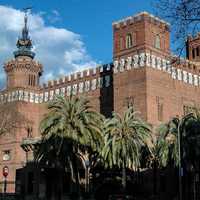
[145,124,170,195]
[101,106,150,192]
[154,113,195,199]
[35,95,104,196]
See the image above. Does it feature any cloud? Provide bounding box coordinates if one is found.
[0,5,98,87]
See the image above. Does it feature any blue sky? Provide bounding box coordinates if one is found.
[0,0,155,86]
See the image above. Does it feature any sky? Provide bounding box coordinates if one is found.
[0,0,155,87]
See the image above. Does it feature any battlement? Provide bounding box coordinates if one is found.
[112,11,170,29]
[113,52,200,86]
[42,63,112,89]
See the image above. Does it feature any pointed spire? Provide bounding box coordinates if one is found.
[22,11,29,40]
[14,8,35,59]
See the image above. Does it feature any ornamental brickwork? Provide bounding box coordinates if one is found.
[0,11,200,192]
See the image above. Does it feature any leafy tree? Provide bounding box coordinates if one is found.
[35,95,104,196]
[155,0,200,55]
[101,107,150,192]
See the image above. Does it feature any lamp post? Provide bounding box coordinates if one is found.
[85,159,90,193]
[178,122,182,200]
[2,166,9,194]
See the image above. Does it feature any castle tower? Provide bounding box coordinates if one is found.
[4,11,42,90]
[112,12,171,123]
[113,11,170,60]
[0,11,43,193]
[186,33,200,62]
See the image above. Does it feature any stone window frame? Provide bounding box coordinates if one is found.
[156,96,164,121]
[154,34,161,49]
[120,36,124,50]
[126,33,133,49]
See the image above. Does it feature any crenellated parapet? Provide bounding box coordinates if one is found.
[4,56,42,74]
[113,52,200,86]
[112,11,170,30]
[0,63,113,104]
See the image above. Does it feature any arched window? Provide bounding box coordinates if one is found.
[196,47,199,56]
[155,35,161,49]
[120,37,124,50]
[126,33,132,49]
[192,48,195,58]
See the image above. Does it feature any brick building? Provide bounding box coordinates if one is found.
[0,11,200,193]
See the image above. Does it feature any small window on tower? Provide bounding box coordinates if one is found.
[196,47,199,56]
[126,34,132,49]
[192,48,195,58]
[120,37,124,50]
[156,96,163,121]
[155,35,161,49]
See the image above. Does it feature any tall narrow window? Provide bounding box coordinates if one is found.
[192,48,195,58]
[155,35,161,49]
[196,47,199,56]
[156,97,163,121]
[126,34,132,49]
[120,37,124,50]
[33,75,35,86]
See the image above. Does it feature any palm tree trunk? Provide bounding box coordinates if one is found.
[153,161,157,196]
[122,167,126,193]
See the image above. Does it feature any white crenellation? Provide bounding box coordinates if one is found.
[194,75,198,86]
[49,90,54,101]
[133,54,139,68]
[146,53,151,67]
[1,55,200,105]
[67,86,72,96]
[177,69,182,81]
[162,59,167,71]
[114,60,119,73]
[35,94,39,103]
[183,71,188,83]
[79,82,84,93]
[91,79,97,90]
[74,73,77,80]
[98,77,104,88]
[119,59,125,72]
[166,61,172,74]
[99,66,104,73]
[105,75,111,87]
[39,93,43,103]
[24,91,29,102]
[68,75,71,82]
[106,64,111,71]
[61,87,65,96]
[171,67,177,79]
[151,55,156,68]
[72,84,78,95]
[112,52,200,87]
[55,88,60,95]
[85,80,90,92]
[80,71,84,78]
[139,53,145,67]
[126,57,132,70]
[30,92,35,103]
[156,57,162,70]
[86,69,90,76]
[188,73,193,85]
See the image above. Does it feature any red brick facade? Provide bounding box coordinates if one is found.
[0,11,200,192]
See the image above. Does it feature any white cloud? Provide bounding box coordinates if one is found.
[0,5,98,87]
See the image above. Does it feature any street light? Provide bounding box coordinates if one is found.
[178,121,182,200]
[85,159,90,193]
